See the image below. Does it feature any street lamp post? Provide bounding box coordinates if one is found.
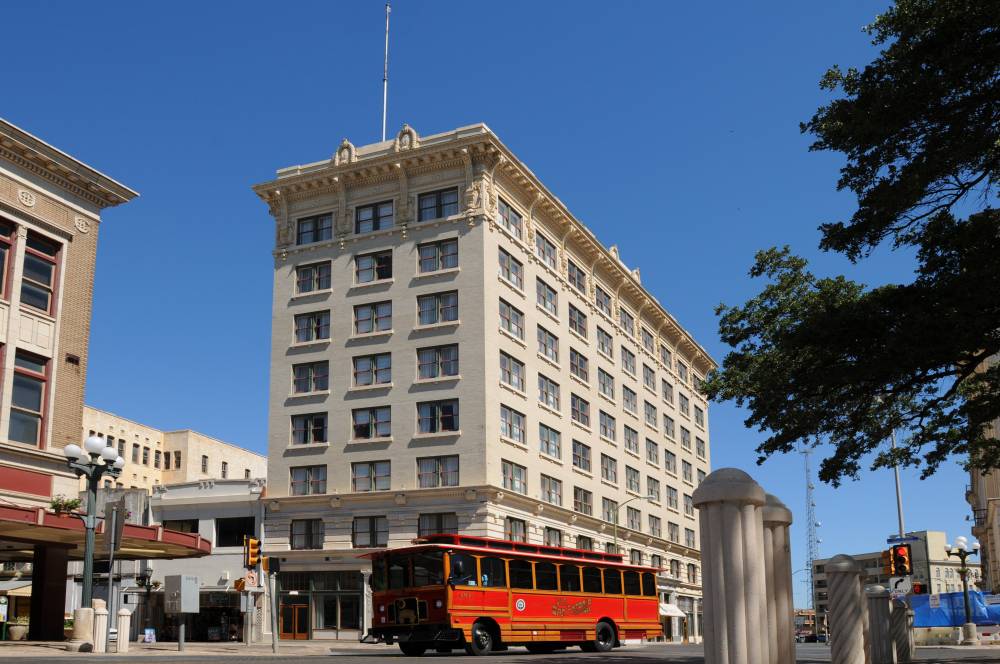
[612,496,645,554]
[63,435,125,609]
[945,536,981,646]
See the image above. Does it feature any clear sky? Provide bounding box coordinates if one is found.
[5,0,978,606]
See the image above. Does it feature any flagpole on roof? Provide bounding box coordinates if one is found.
[381,1,391,142]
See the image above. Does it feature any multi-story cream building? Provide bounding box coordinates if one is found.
[967,354,1000,592]
[82,405,267,491]
[254,124,714,641]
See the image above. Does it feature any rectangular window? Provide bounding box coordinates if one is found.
[417,344,459,379]
[668,522,680,543]
[641,328,655,353]
[173,451,181,468]
[577,535,593,551]
[142,447,150,466]
[624,425,639,454]
[681,427,692,450]
[352,516,388,548]
[418,400,459,433]
[132,443,140,463]
[682,460,693,483]
[660,344,673,368]
[567,260,586,293]
[418,512,458,536]
[679,393,690,416]
[355,201,394,233]
[498,248,523,289]
[539,423,561,458]
[696,437,706,459]
[595,285,612,316]
[417,455,459,487]
[677,361,689,383]
[500,352,525,391]
[221,462,229,479]
[499,299,524,339]
[355,250,392,283]
[685,529,696,548]
[295,261,331,294]
[505,517,527,542]
[352,407,391,439]
[626,466,641,493]
[684,494,695,516]
[353,353,391,386]
[598,369,615,399]
[664,415,676,439]
[627,506,641,530]
[662,379,674,404]
[631,549,643,566]
[540,474,562,506]
[292,413,327,444]
[295,310,331,343]
[418,187,459,221]
[568,304,588,338]
[570,348,588,381]
[418,291,458,325]
[296,214,333,245]
[602,497,618,523]
[597,327,613,357]
[200,455,208,473]
[535,233,557,269]
[573,487,593,515]
[418,238,458,272]
[646,439,659,465]
[643,364,656,391]
[619,306,635,335]
[8,352,47,445]
[538,374,560,410]
[293,361,329,393]
[644,401,658,428]
[354,301,392,334]
[651,553,663,568]
[599,411,616,441]
[537,326,559,362]
[695,405,705,427]
[667,486,679,509]
[291,465,327,495]
[216,516,254,547]
[571,394,590,427]
[154,450,162,468]
[622,347,636,375]
[572,440,591,472]
[0,221,11,298]
[601,454,617,484]
[502,460,527,494]
[647,476,661,502]
[698,469,706,485]
[500,405,526,444]
[545,527,563,547]
[536,278,557,315]
[623,386,637,414]
[497,198,523,238]
[351,461,391,492]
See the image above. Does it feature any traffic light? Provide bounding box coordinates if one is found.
[262,556,280,574]
[911,582,927,594]
[244,536,261,569]
[892,544,912,576]
[881,549,894,575]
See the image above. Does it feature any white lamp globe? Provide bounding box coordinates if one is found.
[113,456,125,470]
[83,435,105,456]
[945,543,953,553]
[100,447,118,462]
[956,535,968,546]
[63,444,82,460]
[974,542,981,551]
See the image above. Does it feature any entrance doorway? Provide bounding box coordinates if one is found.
[280,602,309,639]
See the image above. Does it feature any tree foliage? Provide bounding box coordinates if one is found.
[703,0,1000,485]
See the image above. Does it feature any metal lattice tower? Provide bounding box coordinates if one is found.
[803,446,820,610]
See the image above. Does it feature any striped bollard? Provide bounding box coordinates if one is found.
[827,555,866,664]
[763,494,794,664]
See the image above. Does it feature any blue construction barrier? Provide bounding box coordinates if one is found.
[909,591,1000,627]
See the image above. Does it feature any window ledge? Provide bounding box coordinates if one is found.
[413,267,460,280]
[286,442,330,451]
[625,449,640,459]
[624,409,639,420]
[597,349,614,363]
[290,340,331,350]
[536,353,560,371]
[417,320,460,332]
[571,466,593,479]
[643,384,656,396]
[599,434,616,447]
[500,436,528,451]
[349,278,395,291]
[416,375,461,385]
[351,330,394,340]
[498,327,526,348]
[571,420,592,434]
[348,383,393,392]
[290,289,332,301]
[646,460,661,470]
[498,381,527,400]
[568,328,589,345]
[349,436,393,445]
[537,402,561,419]
[569,372,589,389]
[498,275,525,298]
[625,489,641,498]
[535,304,560,324]
[287,390,331,399]
[600,479,618,490]
[413,431,461,441]
[598,392,616,406]
[538,452,563,466]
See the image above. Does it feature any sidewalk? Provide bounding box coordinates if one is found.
[0,639,393,657]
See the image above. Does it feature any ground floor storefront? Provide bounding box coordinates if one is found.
[276,570,368,640]
[144,590,262,642]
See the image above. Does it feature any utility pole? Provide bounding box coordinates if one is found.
[381,1,391,142]
[890,428,906,537]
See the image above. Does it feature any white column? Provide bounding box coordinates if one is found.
[65,607,94,652]
[827,554,866,664]
[116,609,131,654]
[692,468,769,664]
[93,604,108,653]
[763,493,795,664]
[890,598,914,662]
[669,590,681,642]
[362,570,373,636]
[866,585,895,664]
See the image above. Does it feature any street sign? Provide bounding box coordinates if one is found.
[890,576,912,596]
[985,595,1000,606]
[102,496,127,554]
[886,536,920,544]
[164,574,199,614]
[929,594,941,609]
[244,571,258,588]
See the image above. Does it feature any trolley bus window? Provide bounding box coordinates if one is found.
[582,566,603,593]
[535,561,558,590]
[389,555,412,589]
[509,559,533,589]
[641,572,656,596]
[448,552,477,586]
[413,551,444,586]
[480,557,507,587]
[623,570,641,595]
[371,556,387,591]
[559,564,582,592]
[603,568,622,594]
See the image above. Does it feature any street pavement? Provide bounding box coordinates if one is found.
[2,642,1000,662]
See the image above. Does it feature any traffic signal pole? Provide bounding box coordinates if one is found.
[890,429,906,537]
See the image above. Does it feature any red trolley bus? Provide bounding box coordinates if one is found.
[362,534,662,656]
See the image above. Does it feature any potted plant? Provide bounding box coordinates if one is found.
[8,616,29,641]
[63,618,74,640]
[50,495,82,515]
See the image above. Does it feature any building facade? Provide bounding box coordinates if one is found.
[967,354,1000,592]
[811,530,983,632]
[255,124,714,641]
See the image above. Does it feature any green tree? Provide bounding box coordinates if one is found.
[703,0,1000,485]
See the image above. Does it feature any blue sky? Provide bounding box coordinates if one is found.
[5,0,977,606]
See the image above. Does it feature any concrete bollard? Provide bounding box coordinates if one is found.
[866,586,895,664]
[693,468,770,664]
[116,608,132,653]
[65,607,95,652]
[890,599,914,662]
[93,605,109,653]
[763,494,794,664]
[827,555,866,664]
